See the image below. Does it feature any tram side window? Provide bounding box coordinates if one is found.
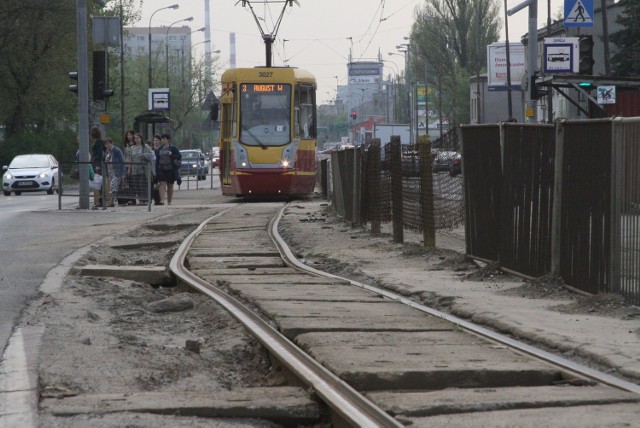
[295,84,315,140]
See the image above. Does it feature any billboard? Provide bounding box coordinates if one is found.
[348,63,381,84]
[487,42,525,90]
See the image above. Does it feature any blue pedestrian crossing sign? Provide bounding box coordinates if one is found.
[564,0,593,27]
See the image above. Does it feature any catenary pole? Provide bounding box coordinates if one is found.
[77,0,90,209]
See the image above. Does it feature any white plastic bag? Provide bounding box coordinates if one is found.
[89,174,103,190]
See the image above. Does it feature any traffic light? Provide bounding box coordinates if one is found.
[92,50,114,100]
[68,71,78,94]
[530,74,548,100]
[578,35,594,75]
[351,110,357,120]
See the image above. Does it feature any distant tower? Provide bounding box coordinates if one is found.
[230,32,236,69]
[204,0,212,79]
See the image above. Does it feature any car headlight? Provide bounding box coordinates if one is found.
[4,173,12,180]
[39,172,48,178]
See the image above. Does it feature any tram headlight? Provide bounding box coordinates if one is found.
[241,162,247,167]
[281,159,290,168]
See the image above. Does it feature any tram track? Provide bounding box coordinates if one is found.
[172,202,640,426]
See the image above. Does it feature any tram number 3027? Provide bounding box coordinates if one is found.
[258,71,273,77]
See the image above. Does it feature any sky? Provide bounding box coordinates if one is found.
[136,0,564,105]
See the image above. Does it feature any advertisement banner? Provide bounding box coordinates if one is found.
[348,63,382,85]
[487,42,525,90]
[416,85,428,107]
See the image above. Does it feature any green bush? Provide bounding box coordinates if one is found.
[0,130,77,168]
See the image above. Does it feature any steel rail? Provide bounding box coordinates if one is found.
[270,205,640,396]
[170,205,402,428]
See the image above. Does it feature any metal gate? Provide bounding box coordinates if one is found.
[612,118,640,304]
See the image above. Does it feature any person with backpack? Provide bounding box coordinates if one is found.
[155,133,181,205]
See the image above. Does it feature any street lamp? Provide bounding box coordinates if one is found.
[180,26,205,85]
[396,44,412,143]
[183,40,212,86]
[166,16,194,87]
[148,3,179,89]
[382,60,400,122]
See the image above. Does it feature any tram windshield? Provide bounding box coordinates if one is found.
[240,83,291,147]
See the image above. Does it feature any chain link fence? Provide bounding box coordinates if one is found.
[324,128,465,246]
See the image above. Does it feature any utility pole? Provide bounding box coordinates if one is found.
[76,0,90,209]
[508,0,538,123]
[505,0,514,121]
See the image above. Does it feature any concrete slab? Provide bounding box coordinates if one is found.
[40,387,321,424]
[109,239,180,250]
[262,300,458,338]
[288,331,562,391]
[186,255,286,269]
[79,265,170,285]
[188,249,281,257]
[365,385,640,417]
[296,331,484,348]
[401,403,640,427]
[190,267,298,277]
[305,341,561,390]
[207,275,349,285]
[229,282,386,302]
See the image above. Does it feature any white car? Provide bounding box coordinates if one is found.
[2,154,62,196]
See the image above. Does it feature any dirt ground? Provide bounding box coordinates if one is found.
[28,209,289,427]
[22,196,640,426]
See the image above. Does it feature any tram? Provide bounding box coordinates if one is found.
[216,67,317,197]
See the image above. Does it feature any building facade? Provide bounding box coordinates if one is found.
[124,26,194,88]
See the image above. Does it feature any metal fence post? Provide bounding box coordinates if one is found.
[550,119,564,276]
[147,159,152,212]
[390,136,404,243]
[419,135,435,247]
[352,147,361,227]
[100,160,107,210]
[370,139,381,235]
[58,167,62,210]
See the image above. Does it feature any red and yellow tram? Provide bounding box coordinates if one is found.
[217,67,317,197]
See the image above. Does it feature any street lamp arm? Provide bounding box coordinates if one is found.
[165,17,194,88]
[148,4,179,89]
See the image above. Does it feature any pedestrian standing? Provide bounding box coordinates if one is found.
[89,127,105,205]
[129,133,153,204]
[121,129,137,205]
[104,139,125,207]
[155,133,181,206]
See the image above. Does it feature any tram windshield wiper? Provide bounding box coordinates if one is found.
[242,126,268,150]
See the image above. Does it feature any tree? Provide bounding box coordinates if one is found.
[0,0,77,139]
[410,0,501,127]
[609,0,640,77]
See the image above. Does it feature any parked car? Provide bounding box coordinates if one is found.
[179,149,207,180]
[3,154,62,196]
[449,153,462,176]
[210,148,220,168]
[432,151,459,173]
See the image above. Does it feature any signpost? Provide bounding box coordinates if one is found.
[149,88,171,111]
[543,37,579,73]
[564,0,593,27]
[597,86,616,104]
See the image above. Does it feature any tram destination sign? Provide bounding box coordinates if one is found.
[244,84,286,93]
